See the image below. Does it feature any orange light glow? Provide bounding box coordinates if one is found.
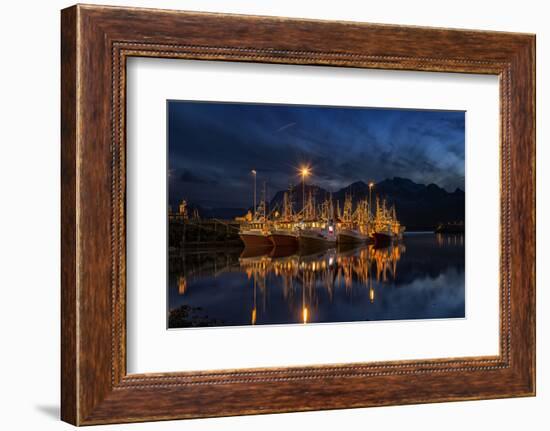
[251,308,257,325]
[302,307,308,324]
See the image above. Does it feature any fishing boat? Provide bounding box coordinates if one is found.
[268,190,299,247]
[337,195,370,244]
[338,228,369,243]
[298,222,337,248]
[239,221,272,248]
[298,190,338,248]
[371,198,404,245]
[239,185,272,248]
[236,168,405,250]
[269,224,298,247]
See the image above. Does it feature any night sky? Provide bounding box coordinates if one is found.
[168,101,465,210]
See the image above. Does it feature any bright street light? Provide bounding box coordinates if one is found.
[251,169,257,218]
[368,181,375,219]
[299,165,311,216]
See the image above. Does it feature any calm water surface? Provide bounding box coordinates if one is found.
[168,233,464,328]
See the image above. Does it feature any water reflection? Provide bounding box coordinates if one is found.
[168,233,465,328]
[436,233,464,247]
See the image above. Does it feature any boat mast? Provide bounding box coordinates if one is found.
[260,181,267,222]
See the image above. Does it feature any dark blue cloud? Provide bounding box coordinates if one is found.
[168,101,465,209]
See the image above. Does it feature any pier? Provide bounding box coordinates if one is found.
[169,215,242,248]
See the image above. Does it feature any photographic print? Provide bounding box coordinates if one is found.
[167,101,465,329]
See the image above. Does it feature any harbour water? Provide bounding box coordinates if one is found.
[168,232,464,328]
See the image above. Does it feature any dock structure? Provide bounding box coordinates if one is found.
[169,213,242,249]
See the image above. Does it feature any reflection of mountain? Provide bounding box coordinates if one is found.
[390,234,464,286]
[269,178,464,230]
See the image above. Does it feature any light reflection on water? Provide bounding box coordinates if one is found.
[168,233,465,328]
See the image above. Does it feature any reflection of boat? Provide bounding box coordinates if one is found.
[237,243,404,283]
[240,244,271,259]
[336,242,363,257]
[299,247,337,264]
[371,242,405,281]
[373,230,393,246]
[234,242,406,324]
[269,245,298,259]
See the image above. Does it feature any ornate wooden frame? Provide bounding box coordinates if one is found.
[61,4,535,425]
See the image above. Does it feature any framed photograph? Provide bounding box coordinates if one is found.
[61,4,535,425]
[166,101,466,329]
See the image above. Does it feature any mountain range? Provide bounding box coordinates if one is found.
[190,177,464,230]
[270,177,464,230]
